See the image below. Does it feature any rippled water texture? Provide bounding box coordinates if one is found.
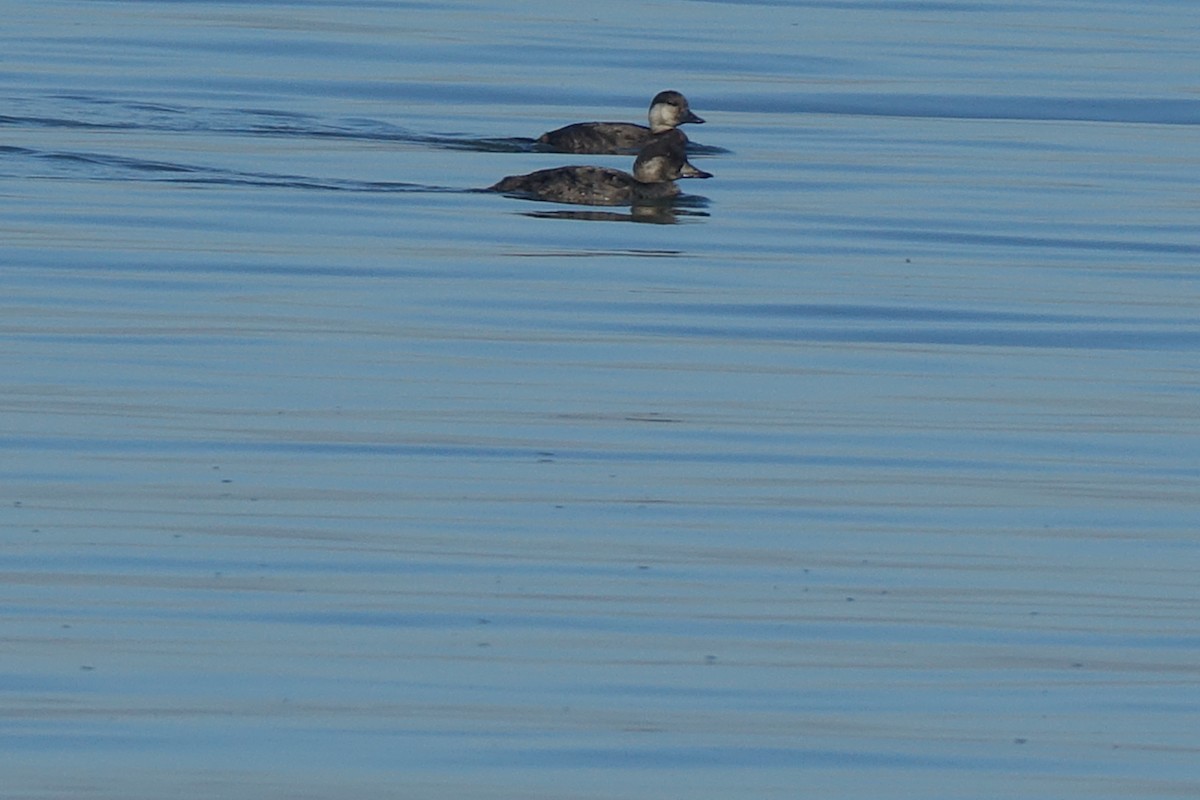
[2,1,1198,798]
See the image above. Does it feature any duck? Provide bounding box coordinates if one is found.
[489,129,711,206]
[536,90,705,154]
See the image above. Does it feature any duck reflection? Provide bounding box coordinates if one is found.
[521,205,709,225]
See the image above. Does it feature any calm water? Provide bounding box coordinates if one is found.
[3,1,1199,798]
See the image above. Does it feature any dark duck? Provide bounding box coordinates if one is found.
[489,130,711,206]
[536,90,705,154]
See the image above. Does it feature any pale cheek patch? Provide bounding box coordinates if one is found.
[649,104,676,130]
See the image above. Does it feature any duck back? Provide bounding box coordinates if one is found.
[489,165,681,206]
[536,122,651,154]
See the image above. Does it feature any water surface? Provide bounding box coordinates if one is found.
[2,1,1198,798]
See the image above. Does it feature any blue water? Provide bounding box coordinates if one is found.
[3,1,1199,798]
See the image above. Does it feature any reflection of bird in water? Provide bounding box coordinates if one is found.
[521,205,711,225]
[536,90,706,154]
[489,130,711,207]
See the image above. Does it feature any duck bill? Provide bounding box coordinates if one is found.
[684,111,705,125]
[679,162,713,179]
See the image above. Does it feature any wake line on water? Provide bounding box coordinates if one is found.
[0,145,461,193]
[0,98,541,153]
